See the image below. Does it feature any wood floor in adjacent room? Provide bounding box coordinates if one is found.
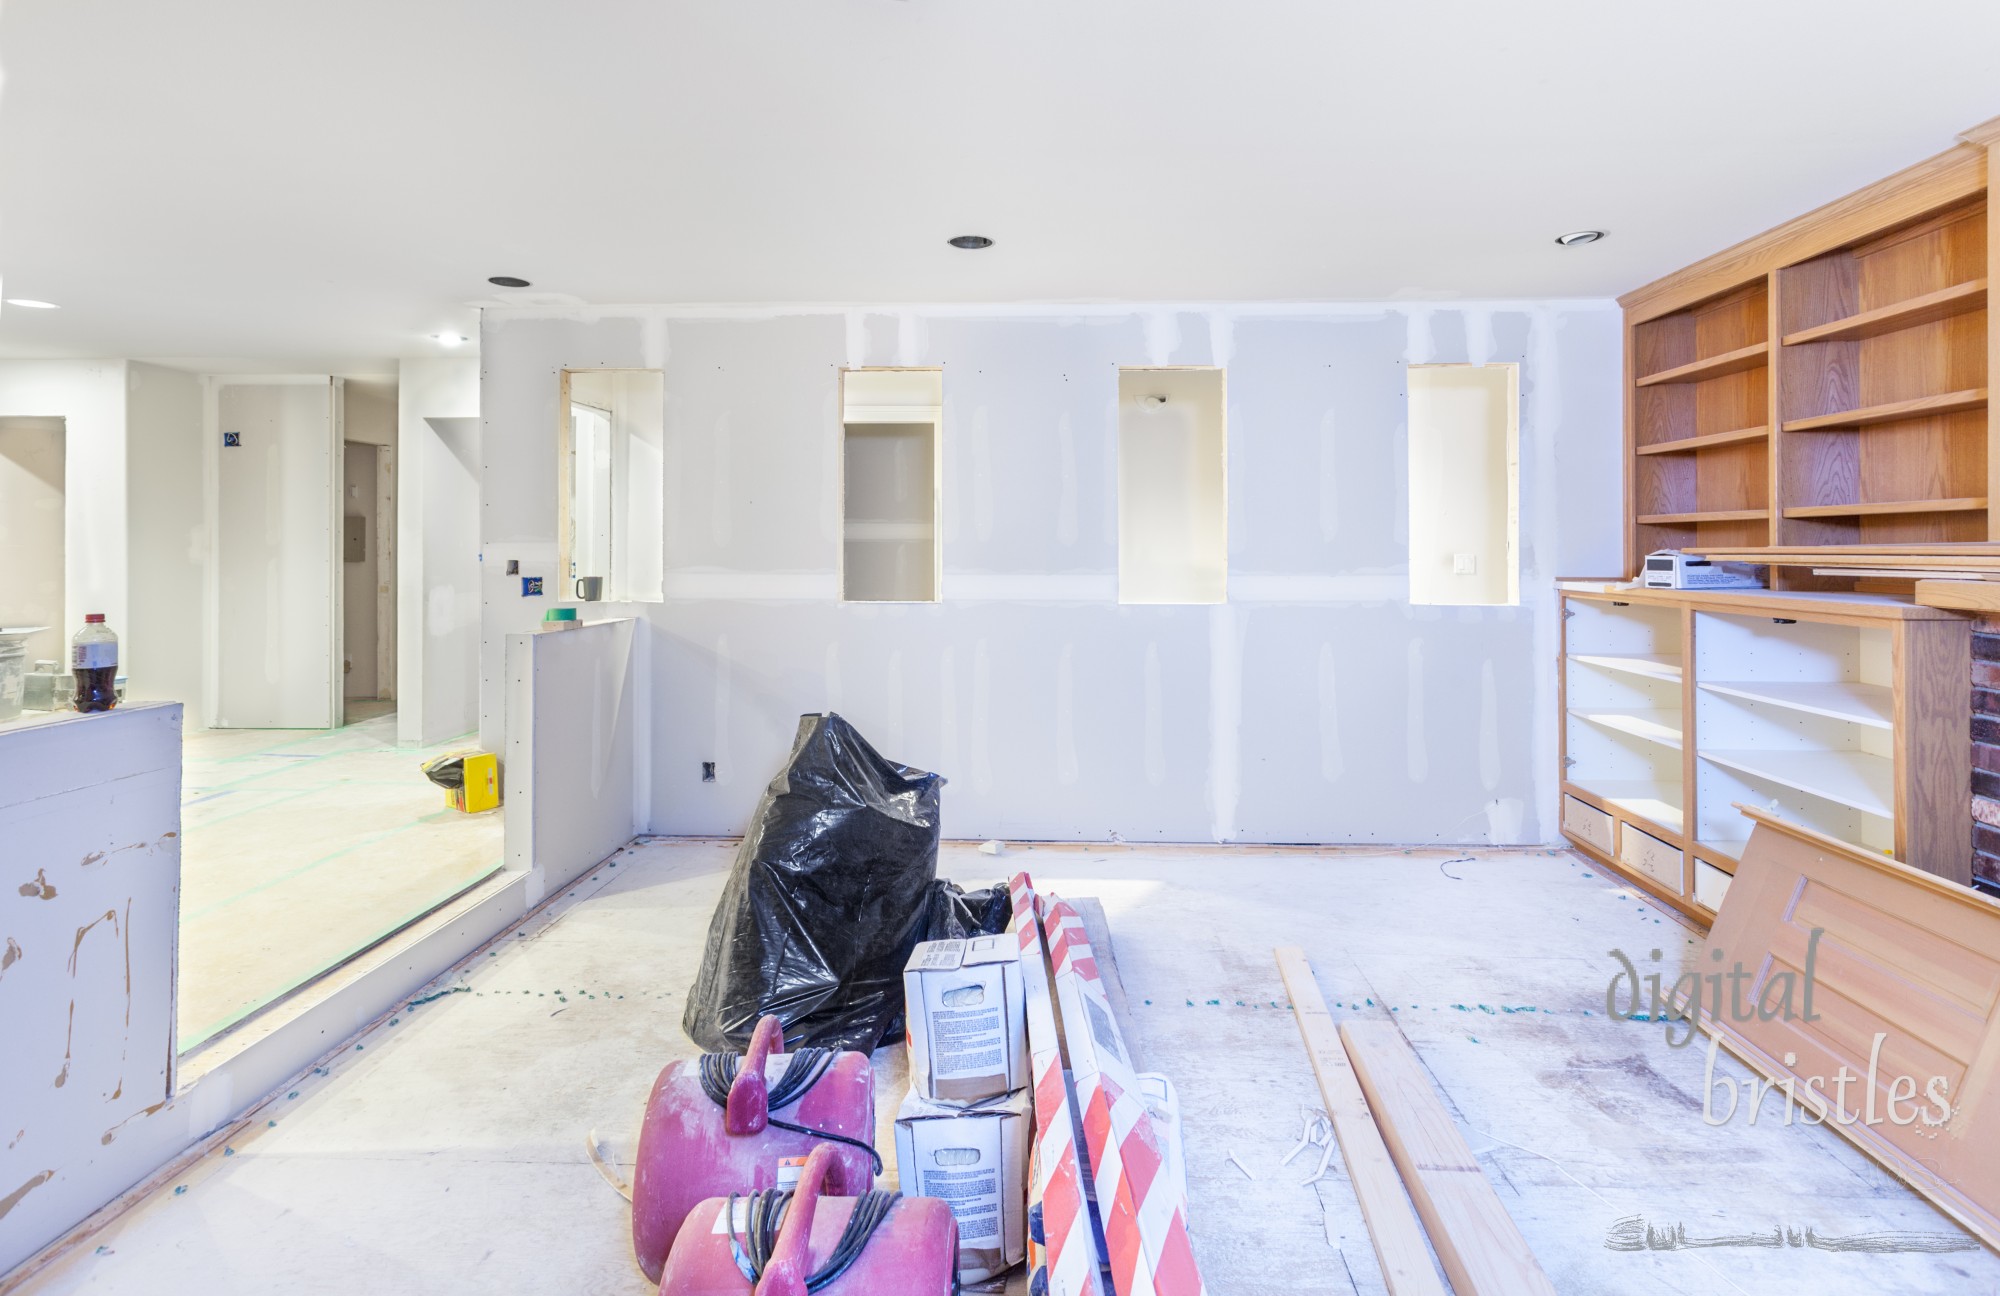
[17,841,1997,1295]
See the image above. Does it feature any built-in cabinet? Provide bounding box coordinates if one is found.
[1560,586,1970,920]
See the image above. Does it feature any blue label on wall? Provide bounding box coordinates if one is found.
[223,431,241,447]
[522,576,544,596]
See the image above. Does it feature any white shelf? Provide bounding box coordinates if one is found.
[844,404,940,425]
[1698,748,1893,820]
[1570,779,1685,835]
[1568,708,1684,750]
[1697,836,1749,864]
[1569,652,1683,682]
[1698,680,1893,729]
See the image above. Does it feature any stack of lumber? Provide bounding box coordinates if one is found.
[1687,544,2000,581]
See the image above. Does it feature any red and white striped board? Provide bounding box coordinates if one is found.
[1043,896,1207,1296]
[1009,873,1106,1296]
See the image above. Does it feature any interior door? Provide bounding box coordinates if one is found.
[214,379,342,728]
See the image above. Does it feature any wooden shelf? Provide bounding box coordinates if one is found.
[1634,425,1768,455]
[1634,342,1769,387]
[1696,838,1748,868]
[1568,652,1682,682]
[1570,779,1685,835]
[1636,508,1769,525]
[1781,278,1988,346]
[1698,748,1893,820]
[1568,708,1683,750]
[1698,680,1893,729]
[1781,497,1987,519]
[1781,388,1988,432]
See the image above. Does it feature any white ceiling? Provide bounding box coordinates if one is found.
[1,0,1996,368]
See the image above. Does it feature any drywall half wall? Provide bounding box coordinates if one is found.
[479,303,1622,844]
[0,703,180,1276]
[396,359,480,746]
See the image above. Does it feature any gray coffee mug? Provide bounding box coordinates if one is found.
[574,576,604,601]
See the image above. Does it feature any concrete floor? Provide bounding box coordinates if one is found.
[176,709,503,1050]
[20,840,1998,1294]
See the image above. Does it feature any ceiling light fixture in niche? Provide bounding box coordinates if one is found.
[1554,230,1605,247]
[948,235,993,250]
[488,275,531,287]
[433,333,468,347]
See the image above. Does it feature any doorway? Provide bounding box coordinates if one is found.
[341,439,393,723]
[0,416,66,674]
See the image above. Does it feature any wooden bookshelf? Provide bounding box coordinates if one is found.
[1619,122,1996,572]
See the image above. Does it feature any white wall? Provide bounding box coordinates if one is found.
[395,359,480,746]
[0,417,67,668]
[480,303,1622,845]
[0,362,128,648]
[124,363,205,710]
[0,703,180,1275]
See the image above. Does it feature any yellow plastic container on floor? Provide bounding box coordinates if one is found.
[449,752,500,813]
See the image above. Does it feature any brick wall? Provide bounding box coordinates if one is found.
[1972,617,2000,888]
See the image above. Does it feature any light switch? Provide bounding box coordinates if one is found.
[1452,553,1477,575]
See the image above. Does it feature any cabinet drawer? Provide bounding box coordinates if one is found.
[1694,859,1732,911]
[1562,795,1614,854]
[1617,823,1683,892]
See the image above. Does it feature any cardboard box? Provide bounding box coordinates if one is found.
[894,1087,1030,1284]
[447,752,500,813]
[903,935,1027,1104]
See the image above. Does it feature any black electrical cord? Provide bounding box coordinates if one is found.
[727,1185,902,1291]
[698,1047,885,1175]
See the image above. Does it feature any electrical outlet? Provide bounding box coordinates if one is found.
[701,762,716,783]
[522,576,543,597]
[1452,553,1477,575]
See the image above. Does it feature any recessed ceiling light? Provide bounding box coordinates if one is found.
[6,298,59,309]
[1554,230,1605,247]
[487,275,531,288]
[432,333,468,347]
[948,235,993,250]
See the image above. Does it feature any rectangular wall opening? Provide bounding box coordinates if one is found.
[560,370,664,604]
[841,368,941,603]
[1118,367,1226,604]
[1408,363,1519,606]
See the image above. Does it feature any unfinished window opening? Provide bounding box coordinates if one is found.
[1407,364,1519,606]
[1118,367,1226,604]
[841,368,941,603]
[560,370,664,604]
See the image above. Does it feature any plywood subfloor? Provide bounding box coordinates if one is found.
[21,840,1998,1294]
[176,711,502,1049]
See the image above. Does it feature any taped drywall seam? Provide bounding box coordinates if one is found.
[632,618,654,832]
[1143,642,1165,787]
[896,312,926,367]
[1525,307,1564,842]
[639,312,671,371]
[844,312,868,369]
[1207,604,1242,841]
[1206,312,1235,369]
[1402,307,1437,365]
[824,640,842,712]
[1144,311,1179,366]
[1055,643,1079,786]
[1465,308,1495,367]
[485,298,1614,324]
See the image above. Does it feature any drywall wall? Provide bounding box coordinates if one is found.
[479,303,1622,844]
[124,363,205,711]
[396,359,480,746]
[211,379,339,729]
[1407,364,1519,606]
[0,362,128,649]
[342,442,380,700]
[0,417,66,668]
[0,703,180,1275]
[503,617,643,903]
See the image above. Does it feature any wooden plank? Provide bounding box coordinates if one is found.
[1782,278,1988,346]
[1273,949,1445,1296]
[1557,583,1963,619]
[1700,808,2000,1250]
[1895,617,1974,882]
[1916,578,2000,612]
[1635,508,1768,525]
[1621,143,1987,322]
[1337,1021,1558,1296]
[1783,496,1988,519]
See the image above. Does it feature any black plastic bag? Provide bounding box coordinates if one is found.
[923,879,1010,942]
[683,713,945,1053]
[420,751,469,791]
